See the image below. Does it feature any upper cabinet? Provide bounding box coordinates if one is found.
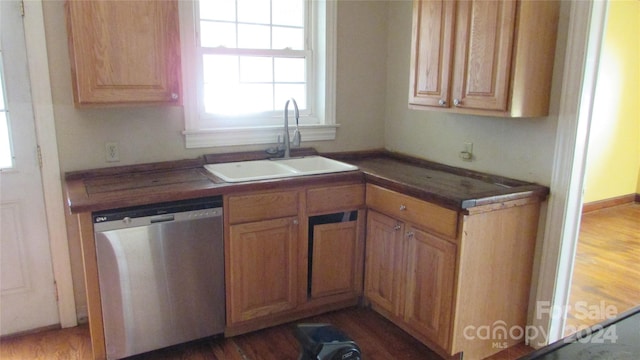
[409,0,560,117]
[65,0,182,106]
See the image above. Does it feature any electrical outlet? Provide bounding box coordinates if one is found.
[459,142,473,161]
[105,142,120,162]
[464,142,473,154]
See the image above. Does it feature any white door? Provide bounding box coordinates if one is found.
[0,0,59,335]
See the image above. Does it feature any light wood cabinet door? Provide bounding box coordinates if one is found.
[409,0,559,117]
[310,221,359,298]
[227,217,298,324]
[364,211,405,316]
[409,0,455,108]
[403,225,456,350]
[450,0,516,111]
[66,0,181,106]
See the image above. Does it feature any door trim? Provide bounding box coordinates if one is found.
[23,0,77,328]
[529,0,607,347]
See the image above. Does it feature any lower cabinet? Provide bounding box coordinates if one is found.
[364,210,404,316]
[227,216,299,324]
[224,181,541,360]
[403,225,456,351]
[224,183,365,335]
[310,220,359,298]
[365,184,542,360]
[365,210,455,351]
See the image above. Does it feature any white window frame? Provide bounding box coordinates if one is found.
[180,0,337,148]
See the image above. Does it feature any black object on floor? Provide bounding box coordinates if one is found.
[295,323,362,360]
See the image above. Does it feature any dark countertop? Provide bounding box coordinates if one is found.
[346,155,548,210]
[65,149,549,214]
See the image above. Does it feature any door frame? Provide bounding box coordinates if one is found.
[23,0,77,328]
[529,0,608,347]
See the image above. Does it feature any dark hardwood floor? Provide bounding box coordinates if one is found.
[0,307,532,360]
[564,202,640,335]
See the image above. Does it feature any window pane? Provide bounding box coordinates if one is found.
[0,112,12,169]
[204,83,240,115]
[201,21,236,48]
[197,0,310,119]
[240,84,274,113]
[275,84,306,110]
[203,55,238,85]
[272,0,304,27]
[203,55,276,115]
[274,57,305,82]
[238,24,270,49]
[240,57,273,83]
[199,0,235,21]
[272,26,304,50]
[237,0,270,25]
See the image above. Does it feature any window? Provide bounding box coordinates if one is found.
[180,0,337,148]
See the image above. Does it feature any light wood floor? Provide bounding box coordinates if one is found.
[564,202,640,335]
[0,307,532,360]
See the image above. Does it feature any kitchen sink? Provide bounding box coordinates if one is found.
[204,156,358,183]
[274,156,358,175]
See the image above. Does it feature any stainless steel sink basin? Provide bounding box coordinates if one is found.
[204,156,358,183]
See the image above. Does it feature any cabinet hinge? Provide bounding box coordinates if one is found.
[37,145,43,168]
[19,0,25,17]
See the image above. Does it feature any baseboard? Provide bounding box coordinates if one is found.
[0,324,61,341]
[76,304,88,325]
[582,193,638,213]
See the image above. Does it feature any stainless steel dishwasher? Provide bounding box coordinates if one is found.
[93,196,224,360]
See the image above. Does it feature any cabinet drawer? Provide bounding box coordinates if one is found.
[307,184,365,214]
[227,190,299,224]
[366,184,458,239]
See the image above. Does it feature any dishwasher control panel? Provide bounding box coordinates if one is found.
[92,196,223,232]
[93,196,223,223]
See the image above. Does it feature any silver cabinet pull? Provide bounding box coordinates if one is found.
[438,99,447,106]
[453,98,461,106]
[399,204,407,211]
[171,93,179,100]
[393,224,401,231]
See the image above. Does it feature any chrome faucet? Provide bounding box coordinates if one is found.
[282,98,301,158]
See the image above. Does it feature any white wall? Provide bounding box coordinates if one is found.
[45,0,569,183]
[42,0,388,173]
[384,1,571,186]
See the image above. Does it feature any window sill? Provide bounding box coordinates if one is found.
[183,124,338,148]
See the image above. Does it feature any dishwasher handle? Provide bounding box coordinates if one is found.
[150,215,175,223]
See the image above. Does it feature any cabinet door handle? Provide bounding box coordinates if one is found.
[293,219,299,225]
[399,204,407,211]
[453,98,461,107]
[393,224,401,231]
[438,99,447,106]
[171,93,179,100]
[406,231,415,238]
